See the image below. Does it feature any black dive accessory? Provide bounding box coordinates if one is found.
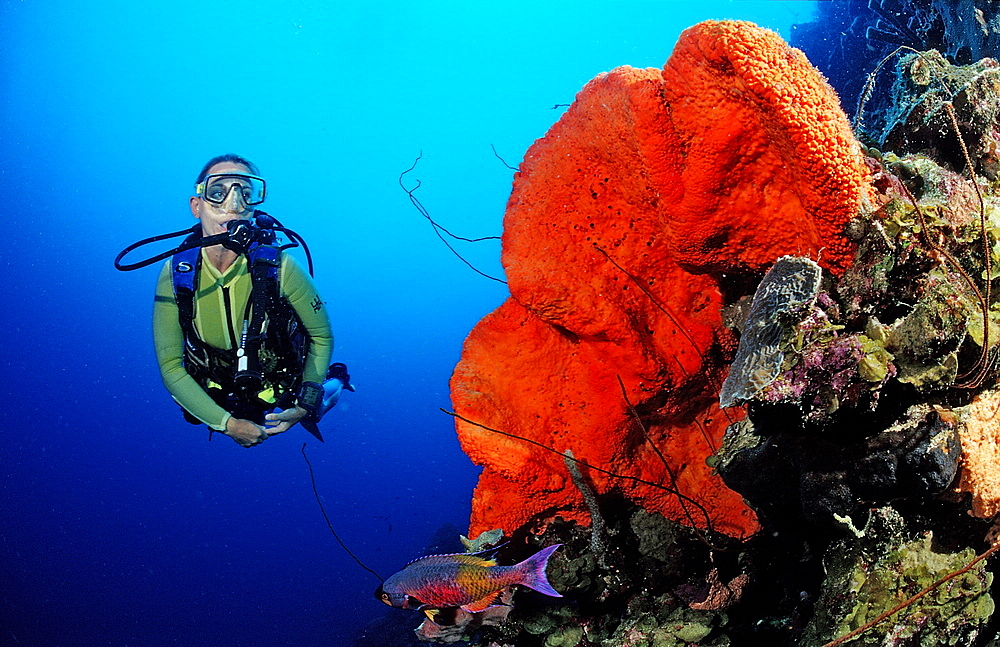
[224,216,273,253]
[327,362,355,391]
[114,211,314,276]
[197,173,266,206]
[230,227,284,399]
[297,381,324,419]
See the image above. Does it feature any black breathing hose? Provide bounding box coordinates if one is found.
[114,211,315,277]
[114,225,207,271]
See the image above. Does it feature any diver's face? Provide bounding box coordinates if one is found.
[190,161,254,235]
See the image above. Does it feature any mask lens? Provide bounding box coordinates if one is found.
[200,174,266,206]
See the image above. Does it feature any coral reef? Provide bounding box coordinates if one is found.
[451,19,872,541]
[865,0,1000,64]
[712,46,1000,528]
[708,40,1000,647]
[790,1,1000,145]
[881,51,1000,180]
[429,14,1000,647]
[801,508,994,646]
[474,502,744,647]
[715,404,962,525]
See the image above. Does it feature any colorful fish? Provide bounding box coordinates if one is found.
[375,544,562,619]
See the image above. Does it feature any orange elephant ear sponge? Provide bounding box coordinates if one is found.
[452,20,872,540]
[657,20,873,274]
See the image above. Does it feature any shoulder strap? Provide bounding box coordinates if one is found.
[247,241,282,323]
[247,242,281,272]
[170,238,230,390]
[171,238,203,339]
[247,242,281,299]
[245,243,308,405]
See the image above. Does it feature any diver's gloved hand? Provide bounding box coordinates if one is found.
[225,416,270,448]
[264,405,308,435]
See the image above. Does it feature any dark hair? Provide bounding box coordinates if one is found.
[195,154,261,185]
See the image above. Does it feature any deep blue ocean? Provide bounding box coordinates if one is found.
[0,2,818,645]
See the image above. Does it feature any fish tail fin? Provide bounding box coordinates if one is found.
[517,543,563,598]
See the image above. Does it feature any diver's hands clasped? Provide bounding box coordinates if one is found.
[222,406,308,447]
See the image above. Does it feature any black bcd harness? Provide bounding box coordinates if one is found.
[170,223,309,425]
[116,214,322,428]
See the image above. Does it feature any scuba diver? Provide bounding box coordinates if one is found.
[116,154,352,447]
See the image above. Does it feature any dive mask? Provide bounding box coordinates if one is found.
[196,173,266,206]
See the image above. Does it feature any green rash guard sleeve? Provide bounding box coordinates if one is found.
[279,254,333,386]
[152,261,232,431]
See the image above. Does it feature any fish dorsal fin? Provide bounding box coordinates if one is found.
[404,552,497,568]
[450,553,497,567]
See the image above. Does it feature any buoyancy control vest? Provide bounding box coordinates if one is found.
[171,234,308,423]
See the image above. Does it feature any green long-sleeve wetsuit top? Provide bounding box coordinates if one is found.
[153,249,333,431]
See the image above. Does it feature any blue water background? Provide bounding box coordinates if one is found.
[0,2,817,645]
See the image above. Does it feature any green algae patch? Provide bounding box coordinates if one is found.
[885,267,970,391]
[601,603,726,647]
[631,509,681,563]
[858,332,895,383]
[543,624,583,647]
[803,510,993,646]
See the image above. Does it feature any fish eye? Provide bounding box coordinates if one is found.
[379,593,390,604]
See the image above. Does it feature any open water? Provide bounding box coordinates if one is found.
[0,2,818,645]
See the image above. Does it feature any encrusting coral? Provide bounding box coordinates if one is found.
[801,508,994,647]
[713,47,1000,529]
[450,20,874,541]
